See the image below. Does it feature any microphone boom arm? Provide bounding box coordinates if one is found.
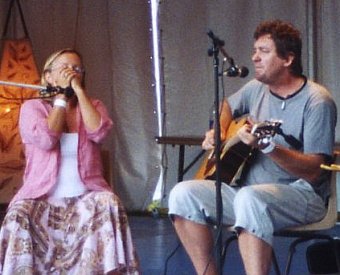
[207,30,235,66]
[207,30,248,78]
[0,80,74,98]
[0,80,45,91]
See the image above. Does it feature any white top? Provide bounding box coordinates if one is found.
[48,133,87,198]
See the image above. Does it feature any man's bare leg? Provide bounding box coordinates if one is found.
[172,215,217,275]
[238,230,272,275]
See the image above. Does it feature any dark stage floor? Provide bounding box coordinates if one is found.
[129,215,340,275]
[0,210,338,274]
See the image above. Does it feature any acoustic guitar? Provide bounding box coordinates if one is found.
[194,118,282,184]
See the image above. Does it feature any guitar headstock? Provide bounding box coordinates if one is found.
[251,120,282,140]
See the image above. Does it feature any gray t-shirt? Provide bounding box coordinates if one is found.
[227,78,337,201]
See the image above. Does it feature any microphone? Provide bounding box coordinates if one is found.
[39,85,75,98]
[223,65,249,78]
[0,80,75,100]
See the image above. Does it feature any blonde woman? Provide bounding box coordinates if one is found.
[0,49,139,274]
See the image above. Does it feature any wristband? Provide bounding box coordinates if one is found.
[54,98,67,108]
[260,141,276,154]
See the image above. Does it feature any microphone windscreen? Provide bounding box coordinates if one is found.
[240,66,249,78]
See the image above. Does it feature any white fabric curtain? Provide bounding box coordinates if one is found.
[158,0,340,209]
[0,0,339,211]
[158,0,313,205]
[317,1,340,136]
[0,0,160,211]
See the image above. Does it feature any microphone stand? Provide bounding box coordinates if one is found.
[0,80,74,98]
[207,31,224,275]
[207,30,244,274]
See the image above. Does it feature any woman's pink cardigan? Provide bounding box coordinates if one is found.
[10,98,113,205]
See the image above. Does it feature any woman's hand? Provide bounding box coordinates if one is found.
[58,66,84,96]
[57,66,76,87]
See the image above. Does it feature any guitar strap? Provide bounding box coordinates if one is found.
[275,128,302,150]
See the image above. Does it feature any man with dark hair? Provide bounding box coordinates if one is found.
[253,20,303,76]
[168,20,337,275]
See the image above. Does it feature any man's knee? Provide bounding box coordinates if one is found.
[169,181,200,209]
[234,186,261,207]
[233,186,271,219]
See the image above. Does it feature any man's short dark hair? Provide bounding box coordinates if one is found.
[254,20,303,76]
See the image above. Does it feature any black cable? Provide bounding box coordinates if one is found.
[163,241,181,275]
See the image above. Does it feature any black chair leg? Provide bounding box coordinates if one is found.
[223,234,282,275]
[272,251,282,275]
[284,237,311,275]
[282,235,336,275]
[221,234,238,266]
[331,239,340,273]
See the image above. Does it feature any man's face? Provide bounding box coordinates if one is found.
[252,34,289,85]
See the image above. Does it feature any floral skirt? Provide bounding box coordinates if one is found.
[0,191,140,275]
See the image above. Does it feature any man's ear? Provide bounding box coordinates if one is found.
[283,53,295,68]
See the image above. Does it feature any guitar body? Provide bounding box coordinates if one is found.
[195,118,252,184]
[204,142,252,184]
[194,118,281,184]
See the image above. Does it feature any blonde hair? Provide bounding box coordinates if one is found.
[41,48,83,86]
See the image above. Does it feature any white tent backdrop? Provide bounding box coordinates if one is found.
[158,0,337,207]
[0,0,339,211]
[0,0,159,211]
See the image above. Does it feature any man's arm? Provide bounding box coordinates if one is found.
[237,124,328,185]
[267,146,327,185]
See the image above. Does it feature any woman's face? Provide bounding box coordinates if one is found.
[45,52,84,87]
